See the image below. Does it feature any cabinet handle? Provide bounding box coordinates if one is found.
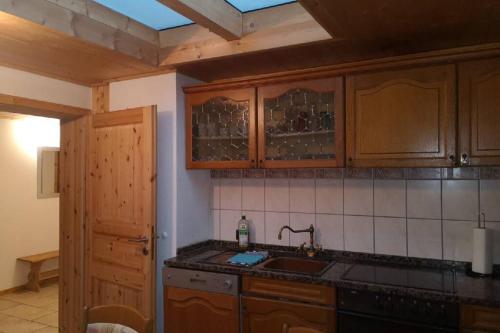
[448,154,455,162]
[460,153,470,166]
[281,323,289,333]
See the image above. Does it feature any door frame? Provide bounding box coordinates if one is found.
[1,88,158,332]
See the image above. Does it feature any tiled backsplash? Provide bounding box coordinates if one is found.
[210,168,500,263]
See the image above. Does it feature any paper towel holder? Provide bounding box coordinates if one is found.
[467,212,495,278]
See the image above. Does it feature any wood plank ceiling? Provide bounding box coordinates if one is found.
[1,0,500,85]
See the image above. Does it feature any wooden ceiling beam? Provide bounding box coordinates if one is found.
[298,0,340,38]
[158,3,332,66]
[157,0,242,40]
[0,0,160,66]
[0,93,90,120]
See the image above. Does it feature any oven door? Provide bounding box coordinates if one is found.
[338,310,458,333]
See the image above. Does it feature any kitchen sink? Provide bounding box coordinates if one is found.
[261,257,334,276]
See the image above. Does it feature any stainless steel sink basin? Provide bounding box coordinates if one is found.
[261,257,334,276]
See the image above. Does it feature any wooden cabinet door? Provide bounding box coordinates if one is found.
[461,305,500,333]
[459,57,500,166]
[86,107,157,318]
[164,287,239,333]
[186,88,257,169]
[257,77,344,168]
[242,296,335,333]
[346,64,456,167]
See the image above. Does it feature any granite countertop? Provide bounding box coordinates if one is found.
[164,240,500,308]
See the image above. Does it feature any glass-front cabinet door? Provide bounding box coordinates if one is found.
[258,77,344,168]
[186,88,257,168]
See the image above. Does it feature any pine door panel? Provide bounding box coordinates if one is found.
[86,106,157,319]
[459,57,500,165]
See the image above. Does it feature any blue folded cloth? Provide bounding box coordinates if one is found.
[227,251,268,266]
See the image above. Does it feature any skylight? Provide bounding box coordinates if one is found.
[226,0,296,13]
[93,0,192,30]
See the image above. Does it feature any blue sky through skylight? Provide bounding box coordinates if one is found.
[93,0,296,31]
[94,0,192,30]
[226,0,296,12]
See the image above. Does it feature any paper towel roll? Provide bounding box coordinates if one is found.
[472,227,493,275]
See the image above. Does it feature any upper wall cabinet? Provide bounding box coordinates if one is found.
[459,57,500,166]
[258,78,344,168]
[186,88,257,169]
[346,64,456,167]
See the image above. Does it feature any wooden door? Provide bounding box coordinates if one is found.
[459,57,500,166]
[257,77,344,168]
[186,88,257,169]
[242,296,335,333]
[346,64,456,167]
[60,115,88,333]
[86,106,157,319]
[164,287,239,333]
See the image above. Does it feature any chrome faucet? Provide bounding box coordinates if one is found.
[278,224,322,257]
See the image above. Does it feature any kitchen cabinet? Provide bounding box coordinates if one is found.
[242,276,336,333]
[459,57,500,166]
[164,287,239,333]
[185,77,344,169]
[346,64,457,167]
[257,77,344,168]
[242,296,335,333]
[186,87,257,169]
[461,304,500,333]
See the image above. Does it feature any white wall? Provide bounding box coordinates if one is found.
[110,73,211,333]
[0,66,90,108]
[0,117,60,291]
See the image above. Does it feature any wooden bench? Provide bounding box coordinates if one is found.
[17,250,59,292]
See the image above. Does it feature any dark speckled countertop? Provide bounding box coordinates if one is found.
[164,240,500,308]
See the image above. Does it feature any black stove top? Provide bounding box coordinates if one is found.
[341,263,456,293]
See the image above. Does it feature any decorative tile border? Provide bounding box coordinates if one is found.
[374,168,406,179]
[210,167,500,179]
[480,167,500,179]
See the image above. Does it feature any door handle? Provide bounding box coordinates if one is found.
[128,237,149,256]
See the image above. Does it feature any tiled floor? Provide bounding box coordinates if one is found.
[0,284,58,333]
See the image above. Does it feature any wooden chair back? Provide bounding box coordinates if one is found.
[83,305,153,333]
[282,325,323,333]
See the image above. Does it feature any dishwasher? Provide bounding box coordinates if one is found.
[163,267,240,333]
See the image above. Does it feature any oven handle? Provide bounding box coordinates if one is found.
[337,310,458,332]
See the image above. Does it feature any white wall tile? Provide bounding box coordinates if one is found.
[243,211,265,244]
[481,180,500,221]
[211,209,220,240]
[265,212,290,246]
[265,178,290,212]
[316,214,343,251]
[408,219,442,259]
[344,215,374,253]
[374,217,406,256]
[443,220,475,262]
[485,222,500,264]
[242,178,265,211]
[290,179,315,213]
[344,179,373,216]
[220,178,242,210]
[316,179,343,214]
[443,180,479,221]
[289,213,315,246]
[374,180,406,217]
[211,179,220,209]
[220,210,241,242]
[407,180,441,219]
